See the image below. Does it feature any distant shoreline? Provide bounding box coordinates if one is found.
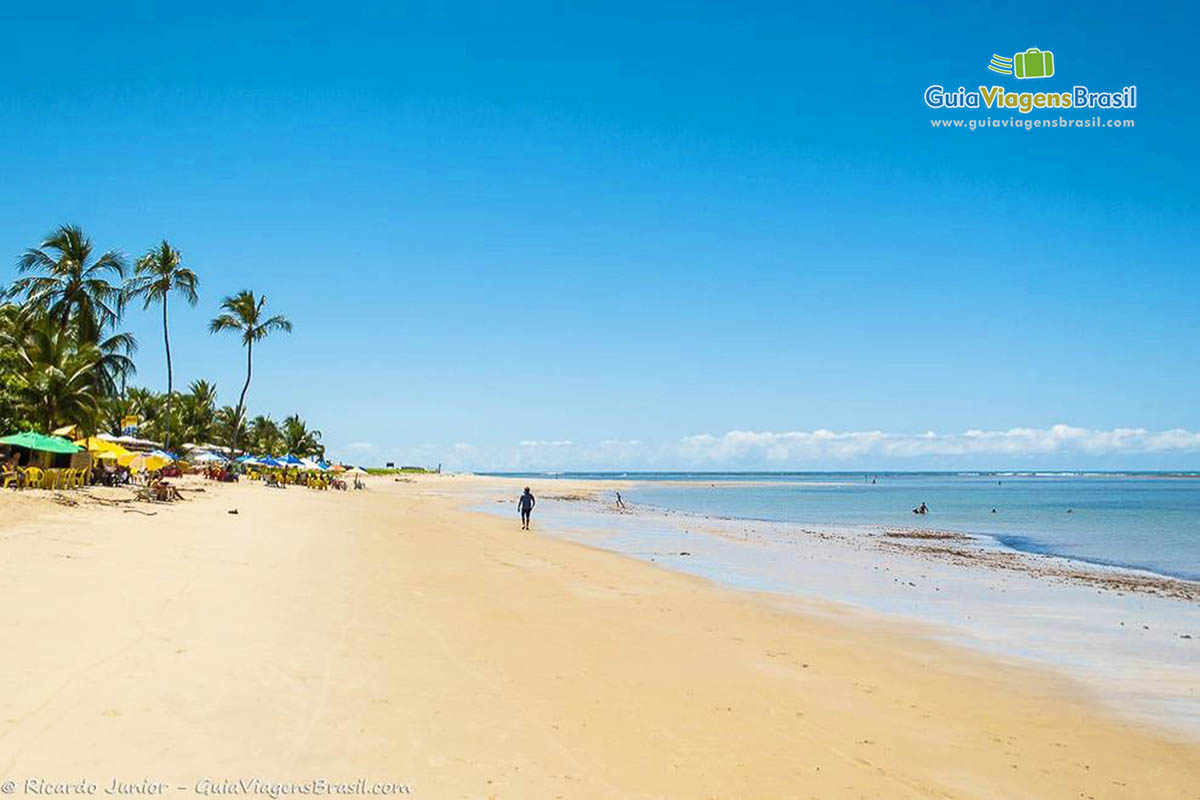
[479,470,1200,479]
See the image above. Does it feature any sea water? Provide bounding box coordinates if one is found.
[484,472,1200,581]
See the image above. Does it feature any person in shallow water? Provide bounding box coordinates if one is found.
[912,502,928,515]
[518,487,536,530]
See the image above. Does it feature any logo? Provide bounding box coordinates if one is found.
[924,48,1136,114]
[989,48,1055,79]
[988,54,1013,75]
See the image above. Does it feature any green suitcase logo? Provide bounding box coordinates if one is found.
[1013,48,1054,79]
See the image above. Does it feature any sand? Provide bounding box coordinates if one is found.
[0,473,1196,799]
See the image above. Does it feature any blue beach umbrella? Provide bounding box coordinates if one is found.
[279,454,304,466]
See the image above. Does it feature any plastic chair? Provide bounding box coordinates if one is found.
[1,469,18,489]
[22,467,44,489]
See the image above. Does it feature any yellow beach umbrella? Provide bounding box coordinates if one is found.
[76,436,132,457]
[77,437,134,470]
[119,452,169,472]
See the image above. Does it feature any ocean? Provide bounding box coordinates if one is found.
[483,472,1200,581]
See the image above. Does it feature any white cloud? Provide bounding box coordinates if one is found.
[331,425,1200,471]
[676,425,1200,462]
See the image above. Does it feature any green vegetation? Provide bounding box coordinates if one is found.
[126,240,199,449]
[1,224,324,458]
[366,467,433,475]
[208,290,293,456]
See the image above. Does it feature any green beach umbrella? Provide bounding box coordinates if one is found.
[0,431,84,454]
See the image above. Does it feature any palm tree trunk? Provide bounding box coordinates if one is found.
[233,340,252,454]
[163,298,173,449]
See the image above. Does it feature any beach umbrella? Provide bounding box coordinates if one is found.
[120,452,170,472]
[259,456,283,467]
[193,451,227,463]
[76,436,133,457]
[329,464,346,473]
[298,457,322,470]
[0,431,83,454]
[344,467,368,477]
[279,454,304,466]
[149,449,177,462]
[93,450,119,462]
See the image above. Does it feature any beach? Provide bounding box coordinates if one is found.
[1,474,1197,799]
[504,479,1200,735]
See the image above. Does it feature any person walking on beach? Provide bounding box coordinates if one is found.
[518,487,536,530]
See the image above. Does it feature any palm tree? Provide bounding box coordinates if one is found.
[121,386,162,422]
[249,415,282,455]
[1,301,137,431]
[91,329,139,398]
[214,405,247,453]
[106,386,162,437]
[208,291,292,454]
[182,378,218,443]
[282,414,323,458]
[3,315,121,431]
[0,304,28,430]
[166,379,218,447]
[187,378,218,411]
[126,241,199,448]
[7,225,128,344]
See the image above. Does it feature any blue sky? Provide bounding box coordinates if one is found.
[1,1,1197,469]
